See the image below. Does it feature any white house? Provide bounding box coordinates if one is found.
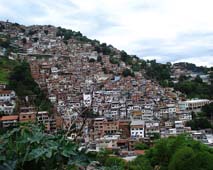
[145,122,160,136]
[130,120,145,138]
[0,90,16,101]
[83,94,92,107]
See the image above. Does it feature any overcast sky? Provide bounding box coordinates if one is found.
[0,0,213,67]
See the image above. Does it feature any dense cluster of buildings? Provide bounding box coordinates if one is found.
[170,63,211,84]
[0,21,212,151]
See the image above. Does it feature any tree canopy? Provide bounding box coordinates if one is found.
[8,61,53,112]
[0,123,91,170]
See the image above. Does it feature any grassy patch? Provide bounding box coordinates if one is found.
[0,56,19,84]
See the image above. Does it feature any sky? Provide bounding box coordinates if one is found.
[0,0,213,67]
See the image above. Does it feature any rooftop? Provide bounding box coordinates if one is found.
[0,115,19,121]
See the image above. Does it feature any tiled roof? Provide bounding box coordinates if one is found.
[0,115,19,121]
[0,90,13,94]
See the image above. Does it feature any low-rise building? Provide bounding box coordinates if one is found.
[0,90,16,101]
[19,111,36,122]
[37,111,50,131]
[0,115,19,128]
[130,120,145,138]
[145,121,160,137]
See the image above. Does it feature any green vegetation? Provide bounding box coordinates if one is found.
[0,123,91,170]
[202,102,213,119]
[86,135,213,170]
[145,135,213,170]
[88,58,96,62]
[27,29,37,36]
[0,23,5,32]
[0,33,23,53]
[102,67,108,74]
[44,30,48,35]
[128,156,152,170]
[145,60,171,85]
[122,68,135,77]
[105,157,126,170]
[186,102,213,130]
[0,34,10,49]
[120,51,134,65]
[8,61,53,112]
[109,55,119,65]
[99,43,114,55]
[0,56,19,84]
[134,142,149,150]
[94,43,115,55]
[131,63,141,72]
[97,55,102,62]
[1,127,212,170]
[174,76,213,99]
[186,117,212,130]
[56,27,91,43]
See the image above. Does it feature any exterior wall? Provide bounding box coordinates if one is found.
[0,115,19,128]
[37,111,50,131]
[119,120,130,138]
[2,120,17,128]
[93,118,106,138]
[0,103,15,114]
[130,125,145,138]
[0,90,15,101]
[145,122,160,135]
[103,120,119,134]
[19,112,36,122]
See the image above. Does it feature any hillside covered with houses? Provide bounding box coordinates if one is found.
[0,20,212,156]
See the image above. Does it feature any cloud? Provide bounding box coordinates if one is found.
[0,0,213,66]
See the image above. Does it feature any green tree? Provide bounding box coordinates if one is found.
[120,51,133,65]
[132,63,141,72]
[145,60,171,84]
[44,30,48,35]
[128,156,153,170]
[168,147,196,170]
[209,72,213,84]
[186,118,212,130]
[109,56,119,64]
[104,156,126,170]
[146,135,213,170]
[122,68,135,77]
[0,123,91,170]
[202,103,213,119]
[169,147,213,170]
[97,55,102,62]
[96,149,112,165]
[89,58,96,62]
[102,67,108,74]
[100,43,112,55]
[0,36,10,48]
[8,61,53,113]
[21,38,27,44]
[178,75,188,82]
[194,75,203,83]
[134,142,149,150]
